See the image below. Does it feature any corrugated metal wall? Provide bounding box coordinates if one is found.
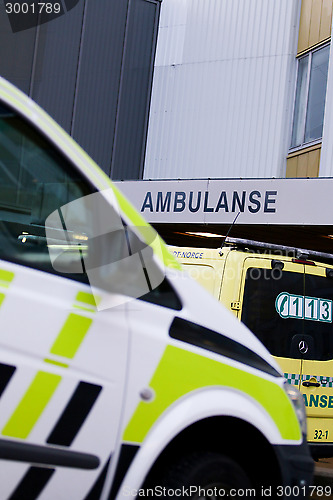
[144,0,301,180]
[318,39,333,176]
[0,0,160,179]
[0,2,37,95]
[32,2,86,133]
[315,0,333,177]
[111,0,161,180]
[69,0,130,175]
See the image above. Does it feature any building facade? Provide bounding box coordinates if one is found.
[143,0,333,180]
[1,0,332,182]
[0,0,161,180]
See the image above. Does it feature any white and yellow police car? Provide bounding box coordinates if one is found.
[0,77,313,499]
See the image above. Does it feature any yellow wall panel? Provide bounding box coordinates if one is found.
[286,145,321,177]
[286,156,298,177]
[309,0,322,47]
[298,0,314,53]
[298,0,332,54]
[297,153,309,176]
[320,0,333,40]
[307,148,321,176]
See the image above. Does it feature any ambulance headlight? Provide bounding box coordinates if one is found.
[284,382,307,435]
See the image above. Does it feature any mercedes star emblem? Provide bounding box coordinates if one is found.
[299,340,309,354]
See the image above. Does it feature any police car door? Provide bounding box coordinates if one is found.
[301,263,333,448]
[239,256,304,388]
[0,101,128,498]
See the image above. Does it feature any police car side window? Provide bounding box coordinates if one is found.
[0,101,94,282]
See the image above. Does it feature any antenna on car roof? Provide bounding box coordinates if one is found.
[218,211,240,256]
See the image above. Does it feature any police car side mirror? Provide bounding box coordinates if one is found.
[85,224,165,301]
[45,190,165,307]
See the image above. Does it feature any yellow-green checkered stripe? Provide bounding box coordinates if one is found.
[2,291,96,439]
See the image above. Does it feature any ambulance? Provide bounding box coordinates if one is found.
[0,76,313,499]
[171,237,333,460]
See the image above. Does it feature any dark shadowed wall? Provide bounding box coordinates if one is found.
[0,0,161,179]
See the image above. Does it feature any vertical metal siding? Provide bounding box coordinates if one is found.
[71,0,129,175]
[144,0,301,180]
[111,0,160,180]
[31,4,85,132]
[0,0,159,179]
[318,40,333,176]
[0,3,37,94]
[154,0,187,67]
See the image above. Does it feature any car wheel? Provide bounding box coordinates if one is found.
[155,451,252,499]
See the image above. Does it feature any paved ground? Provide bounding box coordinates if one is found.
[313,458,333,497]
[315,457,333,481]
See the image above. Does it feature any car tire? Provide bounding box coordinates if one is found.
[153,451,252,499]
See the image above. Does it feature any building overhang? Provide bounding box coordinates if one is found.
[115,178,333,252]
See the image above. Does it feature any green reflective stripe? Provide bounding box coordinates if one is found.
[73,305,96,313]
[44,358,69,368]
[2,371,61,439]
[76,291,100,307]
[160,242,182,270]
[0,269,14,291]
[124,346,300,444]
[0,270,14,302]
[0,269,14,284]
[50,313,93,359]
[2,300,93,440]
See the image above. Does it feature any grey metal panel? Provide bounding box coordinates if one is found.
[0,1,36,94]
[31,2,85,133]
[0,0,160,181]
[72,0,129,174]
[319,30,333,176]
[111,0,160,180]
[144,0,301,180]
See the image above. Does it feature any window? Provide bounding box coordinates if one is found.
[241,268,304,359]
[241,267,333,361]
[0,101,94,280]
[291,44,330,149]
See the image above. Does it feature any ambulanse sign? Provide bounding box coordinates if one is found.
[115,178,330,225]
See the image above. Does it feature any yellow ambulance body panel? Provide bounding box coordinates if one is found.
[171,241,333,459]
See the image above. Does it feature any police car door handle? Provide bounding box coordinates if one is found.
[302,381,320,388]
